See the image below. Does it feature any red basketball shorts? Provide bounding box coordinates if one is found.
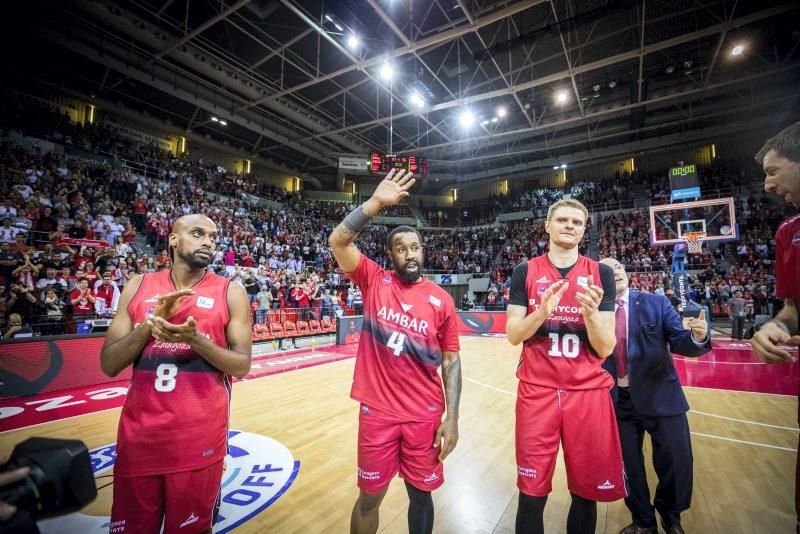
[515,382,626,502]
[357,404,444,494]
[110,460,224,533]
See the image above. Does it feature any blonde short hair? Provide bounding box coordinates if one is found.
[546,199,589,223]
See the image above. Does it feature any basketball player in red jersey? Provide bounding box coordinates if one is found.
[751,122,800,533]
[100,213,252,534]
[328,168,461,534]
[506,198,624,534]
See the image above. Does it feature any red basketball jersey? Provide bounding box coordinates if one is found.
[776,213,800,304]
[346,255,460,422]
[518,255,613,390]
[115,270,232,476]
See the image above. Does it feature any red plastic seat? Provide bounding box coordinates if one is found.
[269,322,284,338]
[309,320,321,333]
[283,321,297,336]
[296,321,310,335]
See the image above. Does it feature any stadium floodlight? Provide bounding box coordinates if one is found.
[560,163,567,169]
[380,63,394,81]
[459,110,475,128]
[556,91,569,104]
[491,117,499,123]
[731,44,744,56]
[496,107,507,118]
[219,120,227,126]
[608,80,617,89]
[410,92,425,108]
[553,166,560,170]
[324,14,333,22]
[211,116,219,122]
[334,23,343,32]
[480,120,490,126]
[347,35,360,49]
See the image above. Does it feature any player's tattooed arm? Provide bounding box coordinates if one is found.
[435,350,461,461]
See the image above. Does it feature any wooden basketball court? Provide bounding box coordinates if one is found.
[2,334,797,533]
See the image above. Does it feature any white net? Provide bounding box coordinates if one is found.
[685,232,706,254]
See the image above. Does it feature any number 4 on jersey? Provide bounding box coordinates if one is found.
[387,331,406,356]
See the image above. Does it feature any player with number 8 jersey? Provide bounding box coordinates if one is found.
[101,214,252,534]
[118,267,231,476]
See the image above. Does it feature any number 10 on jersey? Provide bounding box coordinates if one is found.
[547,333,580,358]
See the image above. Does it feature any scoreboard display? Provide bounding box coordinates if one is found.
[668,164,699,190]
[369,153,428,176]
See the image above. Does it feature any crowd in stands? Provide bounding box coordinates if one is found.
[0,97,785,339]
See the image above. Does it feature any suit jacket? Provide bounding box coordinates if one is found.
[602,290,712,417]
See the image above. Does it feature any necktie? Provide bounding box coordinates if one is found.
[615,298,628,379]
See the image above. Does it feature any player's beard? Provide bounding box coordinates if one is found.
[394,259,422,283]
[176,243,213,269]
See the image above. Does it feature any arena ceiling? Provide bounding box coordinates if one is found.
[7,0,800,188]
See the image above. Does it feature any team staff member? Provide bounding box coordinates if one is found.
[101,214,252,533]
[600,258,711,534]
[750,122,800,534]
[507,199,623,534]
[329,168,462,534]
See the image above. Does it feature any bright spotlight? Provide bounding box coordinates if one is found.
[553,166,560,170]
[459,110,475,128]
[480,120,490,126]
[731,44,744,56]
[560,163,567,169]
[496,107,507,118]
[219,120,227,126]
[556,91,568,104]
[380,63,394,81]
[211,116,219,122]
[324,14,333,22]
[410,92,425,108]
[347,35,360,49]
[491,117,499,123]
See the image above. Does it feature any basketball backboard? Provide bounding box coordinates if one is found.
[648,197,738,246]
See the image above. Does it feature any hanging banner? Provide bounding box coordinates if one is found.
[338,157,369,171]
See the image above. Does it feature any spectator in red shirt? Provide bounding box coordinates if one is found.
[9,233,31,257]
[155,249,169,270]
[70,277,96,321]
[94,272,120,317]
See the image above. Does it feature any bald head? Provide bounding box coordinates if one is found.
[600,258,628,298]
[169,214,217,270]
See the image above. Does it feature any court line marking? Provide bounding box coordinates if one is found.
[689,410,799,432]
[463,376,798,451]
[683,385,796,397]
[690,432,797,452]
[675,357,788,366]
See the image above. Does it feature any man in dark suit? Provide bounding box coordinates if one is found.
[600,259,712,534]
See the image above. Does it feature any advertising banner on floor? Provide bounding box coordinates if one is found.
[0,336,130,399]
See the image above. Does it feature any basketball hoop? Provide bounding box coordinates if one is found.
[684,231,706,254]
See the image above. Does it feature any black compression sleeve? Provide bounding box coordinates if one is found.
[598,263,616,312]
[509,262,529,307]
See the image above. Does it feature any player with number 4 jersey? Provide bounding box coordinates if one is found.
[506,199,625,534]
[329,168,462,534]
[101,214,252,534]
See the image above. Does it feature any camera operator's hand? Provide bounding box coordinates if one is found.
[0,456,30,521]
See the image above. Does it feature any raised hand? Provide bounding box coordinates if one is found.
[539,280,570,317]
[153,289,194,320]
[370,168,415,208]
[575,275,603,317]
[684,308,708,341]
[751,322,799,364]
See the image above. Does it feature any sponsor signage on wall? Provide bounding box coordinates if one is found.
[338,157,369,171]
